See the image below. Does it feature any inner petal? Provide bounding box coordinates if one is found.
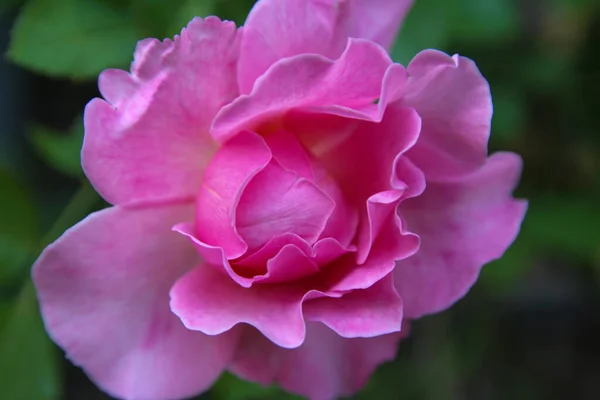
[235,160,334,252]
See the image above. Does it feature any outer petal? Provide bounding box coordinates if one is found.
[238,0,351,93]
[32,204,239,400]
[395,152,528,318]
[346,0,413,50]
[213,38,392,142]
[169,262,326,349]
[402,50,493,182]
[83,17,241,205]
[230,323,404,400]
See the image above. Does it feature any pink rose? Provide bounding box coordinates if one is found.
[32,1,527,399]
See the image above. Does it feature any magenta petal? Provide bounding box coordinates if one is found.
[346,0,414,50]
[263,129,314,180]
[174,222,255,288]
[170,263,332,348]
[213,38,392,142]
[314,105,422,262]
[32,204,239,400]
[238,0,351,93]
[320,105,421,204]
[356,189,404,263]
[402,50,493,181]
[236,233,311,268]
[304,274,403,338]
[321,212,419,293]
[230,323,403,400]
[195,131,271,258]
[256,244,321,284]
[83,17,240,205]
[237,234,351,271]
[236,160,335,252]
[396,152,528,318]
[312,237,355,267]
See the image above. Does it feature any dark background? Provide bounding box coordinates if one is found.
[1,0,599,399]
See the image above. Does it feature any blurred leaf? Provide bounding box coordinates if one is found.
[391,0,449,65]
[29,117,84,178]
[211,372,299,400]
[448,0,519,43]
[520,51,572,92]
[0,301,12,333]
[526,195,600,259]
[0,282,61,400]
[490,85,526,143]
[0,171,39,282]
[167,0,219,37]
[481,235,534,294]
[214,0,256,25]
[8,0,138,78]
[0,0,25,14]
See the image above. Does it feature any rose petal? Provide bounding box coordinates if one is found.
[402,50,493,181]
[320,211,419,293]
[396,152,528,318]
[263,129,314,180]
[316,105,421,204]
[32,204,239,400]
[170,262,327,348]
[236,160,335,252]
[346,0,414,50]
[230,322,404,400]
[83,17,240,205]
[315,105,423,262]
[238,0,351,93]
[255,244,321,284]
[304,273,403,338]
[213,38,392,142]
[174,222,255,288]
[237,234,352,271]
[195,130,271,259]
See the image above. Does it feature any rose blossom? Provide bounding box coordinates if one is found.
[32,0,527,399]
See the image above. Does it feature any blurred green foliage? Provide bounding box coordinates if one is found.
[0,0,599,399]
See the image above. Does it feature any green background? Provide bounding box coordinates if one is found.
[1,0,599,399]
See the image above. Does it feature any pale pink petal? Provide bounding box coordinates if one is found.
[304,274,403,338]
[32,204,239,400]
[230,323,404,400]
[213,38,392,142]
[83,17,240,205]
[402,50,493,181]
[236,159,335,252]
[278,64,408,160]
[238,0,352,93]
[195,130,271,259]
[396,152,528,318]
[170,262,332,348]
[346,0,414,50]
